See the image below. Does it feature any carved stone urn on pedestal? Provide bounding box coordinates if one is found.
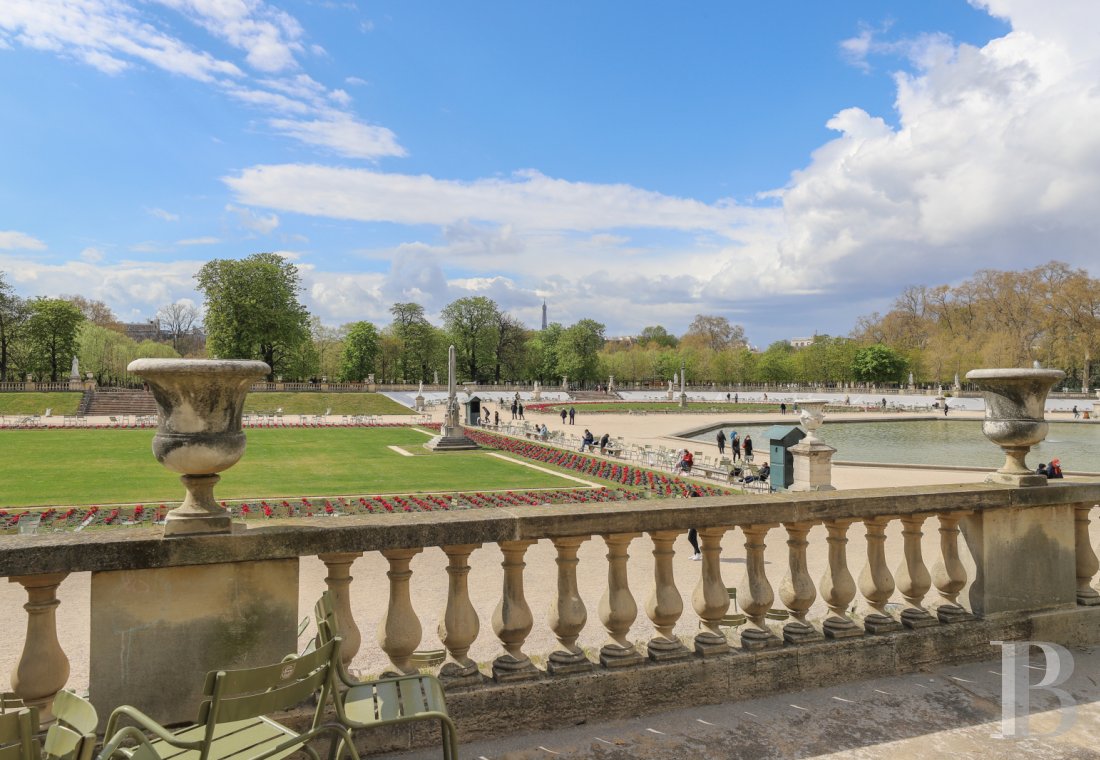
[965,368,1064,487]
[127,358,270,536]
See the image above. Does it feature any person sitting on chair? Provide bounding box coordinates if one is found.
[675,449,694,474]
[743,462,770,485]
[580,429,595,452]
[1048,458,1064,478]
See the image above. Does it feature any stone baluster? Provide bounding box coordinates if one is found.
[645,530,691,661]
[858,516,901,634]
[547,536,593,674]
[737,524,781,649]
[779,521,821,644]
[894,514,937,628]
[931,511,976,622]
[819,519,861,638]
[492,540,539,682]
[378,548,423,675]
[598,533,644,668]
[438,544,482,686]
[318,552,363,666]
[9,573,70,722]
[1073,505,1100,606]
[693,527,732,657]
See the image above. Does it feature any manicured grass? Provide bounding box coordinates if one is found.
[532,401,786,414]
[0,393,82,416]
[243,392,414,415]
[0,427,578,507]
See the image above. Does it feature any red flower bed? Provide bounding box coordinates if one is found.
[463,428,731,498]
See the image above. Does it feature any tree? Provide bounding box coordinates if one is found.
[194,253,311,380]
[340,321,380,382]
[389,302,438,383]
[0,272,28,382]
[755,341,796,384]
[441,296,499,382]
[65,296,121,331]
[852,344,908,384]
[682,315,746,352]
[637,325,679,348]
[307,316,344,380]
[25,298,85,381]
[492,312,527,383]
[557,319,606,384]
[155,301,202,354]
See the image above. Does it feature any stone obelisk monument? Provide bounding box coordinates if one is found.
[425,345,479,451]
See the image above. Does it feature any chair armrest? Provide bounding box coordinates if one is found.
[103,706,203,752]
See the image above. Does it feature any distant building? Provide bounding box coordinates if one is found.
[541,300,547,330]
[122,321,167,343]
[790,336,816,349]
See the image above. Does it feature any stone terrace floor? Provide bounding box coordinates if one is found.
[391,646,1100,759]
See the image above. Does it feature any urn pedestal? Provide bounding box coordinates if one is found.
[127,358,270,536]
[965,368,1064,487]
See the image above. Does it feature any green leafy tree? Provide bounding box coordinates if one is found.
[637,325,679,348]
[682,315,746,351]
[340,321,380,382]
[0,272,28,382]
[852,343,908,384]
[527,322,563,384]
[389,302,438,383]
[441,296,500,382]
[194,253,310,379]
[557,319,606,384]
[492,312,528,383]
[754,341,796,384]
[26,298,85,381]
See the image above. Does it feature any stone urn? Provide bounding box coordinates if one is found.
[797,399,828,443]
[965,368,1064,486]
[127,358,270,536]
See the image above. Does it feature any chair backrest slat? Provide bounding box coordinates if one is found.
[0,709,39,760]
[202,669,328,724]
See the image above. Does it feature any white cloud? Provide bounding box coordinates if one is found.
[79,246,104,262]
[176,236,220,246]
[224,165,757,237]
[147,207,180,222]
[225,204,279,234]
[0,0,404,160]
[0,231,46,251]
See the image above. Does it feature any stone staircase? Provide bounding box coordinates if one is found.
[80,389,159,417]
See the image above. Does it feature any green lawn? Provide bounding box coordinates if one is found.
[0,393,82,416]
[0,427,578,507]
[534,401,787,414]
[243,392,414,415]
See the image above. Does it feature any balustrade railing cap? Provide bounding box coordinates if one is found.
[127,358,271,377]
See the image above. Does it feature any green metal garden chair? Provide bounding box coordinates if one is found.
[0,690,97,760]
[313,592,457,760]
[98,638,358,760]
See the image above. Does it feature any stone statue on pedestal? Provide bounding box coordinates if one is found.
[425,345,478,451]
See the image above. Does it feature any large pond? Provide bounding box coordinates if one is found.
[683,420,1099,469]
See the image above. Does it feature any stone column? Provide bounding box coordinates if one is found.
[439,544,482,687]
[492,540,539,682]
[737,524,781,649]
[692,527,731,657]
[779,521,821,644]
[819,519,861,638]
[1074,505,1100,606]
[547,537,592,674]
[318,552,364,666]
[858,516,901,634]
[598,533,644,668]
[894,514,937,628]
[378,548,423,675]
[931,511,976,622]
[645,530,691,662]
[9,573,69,722]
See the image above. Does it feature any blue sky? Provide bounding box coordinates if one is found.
[2,1,1097,346]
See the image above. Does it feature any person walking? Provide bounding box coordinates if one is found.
[511,400,518,420]
[518,402,525,419]
[716,429,726,455]
[743,434,753,461]
[569,406,576,425]
[943,400,949,416]
[560,408,567,425]
[686,489,702,560]
[494,410,500,426]
[730,431,740,461]
[780,402,787,414]
[1073,405,1080,419]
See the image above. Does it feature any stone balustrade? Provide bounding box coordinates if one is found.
[3,481,1100,741]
